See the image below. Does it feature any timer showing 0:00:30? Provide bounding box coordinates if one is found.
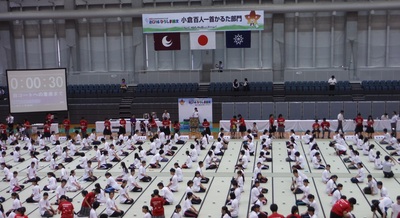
[9,76,64,90]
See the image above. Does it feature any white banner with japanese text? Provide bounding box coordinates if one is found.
[142,10,264,33]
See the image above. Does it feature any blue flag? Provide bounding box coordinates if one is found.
[226,31,251,48]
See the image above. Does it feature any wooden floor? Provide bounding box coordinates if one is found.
[1,133,400,218]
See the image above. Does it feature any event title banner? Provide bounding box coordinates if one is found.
[142,10,264,33]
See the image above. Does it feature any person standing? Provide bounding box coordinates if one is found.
[119,117,126,136]
[103,118,112,139]
[150,189,165,218]
[328,75,337,94]
[233,79,239,92]
[130,115,136,136]
[202,119,211,136]
[162,110,170,120]
[391,111,399,137]
[6,114,14,133]
[354,113,364,134]
[243,78,249,91]
[62,117,71,137]
[336,110,345,134]
[237,114,246,137]
[277,114,285,139]
[80,117,88,137]
[23,119,32,137]
[217,61,223,72]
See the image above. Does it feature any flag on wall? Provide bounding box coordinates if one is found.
[189,32,216,50]
[154,33,181,51]
[226,31,251,48]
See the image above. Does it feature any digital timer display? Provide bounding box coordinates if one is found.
[6,68,68,113]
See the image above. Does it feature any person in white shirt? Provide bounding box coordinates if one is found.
[295,179,311,206]
[25,179,41,203]
[55,179,70,204]
[328,75,337,89]
[228,192,239,218]
[43,172,57,191]
[89,201,100,218]
[174,163,183,182]
[326,175,338,195]
[24,162,40,184]
[142,205,152,218]
[383,155,395,178]
[138,161,152,182]
[371,197,393,218]
[391,195,400,218]
[39,192,56,217]
[167,168,179,192]
[66,170,82,192]
[183,192,198,217]
[336,110,345,134]
[377,181,390,198]
[322,164,331,183]
[104,172,120,193]
[380,128,392,145]
[128,169,142,192]
[158,182,174,205]
[119,180,134,204]
[192,171,206,193]
[291,170,304,194]
[391,111,399,137]
[364,175,379,196]
[106,191,124,217]
[182,151,193,169]
[186,180,202,205]
[331,183,343,204]
[249,204,260,218]
[350,163,365,183]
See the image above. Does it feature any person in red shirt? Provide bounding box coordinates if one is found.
[237,114,246,137]
[77,190,96,217]
[14,207,28,218]
[58,195,75,218]
[43,121,51,139]
[365,115,375,139]
[149,118,158,137]
[173,121,180,135]
[321,118,331,139]
[269,114,276,138]
[150,189,165,217]
[119,117,127,136]
[0,122,7,141]
[330,197,357,218]
[103,118,111,139]
[277,114,285,139]
[268,203,285,218]
[162,117,171,139]
[23,119,32,137]
[230,115,237,139]
[202,119,211,136]
[79,117,88,137]
[312,119,321,138]
[354,113,364,134]
[63,117,71,137]
[286,205,301,218]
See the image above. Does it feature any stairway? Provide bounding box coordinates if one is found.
[351,82,365,101]
[119,87,134,117]
[198,83,209,92]
[273,82,285,101]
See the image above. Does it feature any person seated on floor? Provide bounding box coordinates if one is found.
[290,170,304,194]
[379,128,391,145]
[363,174,378,195]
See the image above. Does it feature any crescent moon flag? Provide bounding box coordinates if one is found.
[154,33,181,51]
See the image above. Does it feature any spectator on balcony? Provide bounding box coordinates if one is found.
[328,75,337,91]
[233,79,239,92]
[243,78,250,91]
[217,61,223,72]
[120,78,127,93]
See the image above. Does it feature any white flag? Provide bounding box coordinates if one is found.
[189,32,216,50]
